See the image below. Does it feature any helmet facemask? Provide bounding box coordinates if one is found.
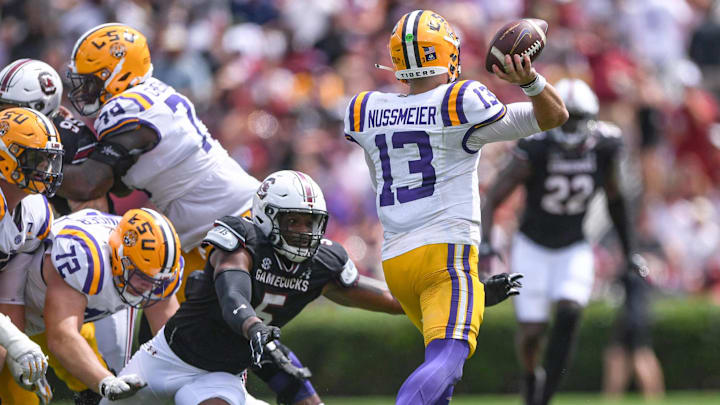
[12,143,63,197]
[112,251,182,309]
[552,113,594,150]
[266,206,328,264]
[67,71,106,116]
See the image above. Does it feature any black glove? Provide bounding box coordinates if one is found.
[247,322,281,367]
[264,341,312,381]
[483,273,523,307]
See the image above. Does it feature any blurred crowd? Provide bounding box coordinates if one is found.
[2,0,719,301]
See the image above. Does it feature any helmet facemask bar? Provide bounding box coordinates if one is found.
[267,206,328,263]
[66,71,106,116]
[14,145,64,197]
[113,255,179,309]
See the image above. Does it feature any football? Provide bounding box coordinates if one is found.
[485,18,548,73]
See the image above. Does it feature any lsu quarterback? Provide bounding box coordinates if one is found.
[60,23,260,302]
[1,207,183,402]
[343,10,568,404]
[0,107,60,403]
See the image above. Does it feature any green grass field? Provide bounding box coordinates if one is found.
[54,391,720,404]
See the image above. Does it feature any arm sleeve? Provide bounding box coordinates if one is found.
[214,269,258,338]
[465,102,541,150]
[0,312,28,351]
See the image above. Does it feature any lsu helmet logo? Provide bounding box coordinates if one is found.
[110,42,127,59]
[257,177,276,199]
[123,229,138,247]
[0,121,9,137]
[38,72,57,95]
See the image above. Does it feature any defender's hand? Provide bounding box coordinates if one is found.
[99,374,147,400]
[6,339,48,387]
[247,322,281,367]
[483,273,523,307]
[264,341,312,381]
[492,54,537,86]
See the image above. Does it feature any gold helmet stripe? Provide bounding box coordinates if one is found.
[403,10,424,69]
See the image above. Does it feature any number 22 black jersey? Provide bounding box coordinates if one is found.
[514,122,623,249]
[164,216,359,374]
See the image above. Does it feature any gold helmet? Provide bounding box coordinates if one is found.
[0,107,63,196]
[109,208,183,308]
[67,23,152,116]
[387,10,461,83]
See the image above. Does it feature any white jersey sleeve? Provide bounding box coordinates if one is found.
[454,80,506,128]
[21,194,53,253]
[51,221,110,296]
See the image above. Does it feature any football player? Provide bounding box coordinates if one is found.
[0,58,126,405]
[0,107,61,404]
[61,23,260,303]
[479,78,644,405]
[343,10,567,404]
[104,170,406,405]
[3,208,183,402]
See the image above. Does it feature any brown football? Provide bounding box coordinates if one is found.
[485,18,548,73]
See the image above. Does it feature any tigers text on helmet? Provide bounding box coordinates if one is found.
[386,10,461,83]
[0,107,63,196]
[68,23,152,116]
[551,78,599,149]
[109,208,183,308]
[0,59,63,117]
[252,170,328,264]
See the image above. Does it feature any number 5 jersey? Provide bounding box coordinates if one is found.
[343,80,507,260]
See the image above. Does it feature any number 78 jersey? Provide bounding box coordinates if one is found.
[344,80,507,260]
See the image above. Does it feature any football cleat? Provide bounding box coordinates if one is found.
[385,10,461,83]
[0,107,63,196]
[109,208,183,308]
[0,59,63,117]
[67,23,152,116]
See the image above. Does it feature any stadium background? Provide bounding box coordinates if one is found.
[3,0,720,402]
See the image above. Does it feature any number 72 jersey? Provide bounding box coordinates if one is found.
[344,80,507,260]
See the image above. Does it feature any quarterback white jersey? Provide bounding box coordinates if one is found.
[344,80,507,260]
[24,209,181,335]
[92,77,260,250]
[0,188,52,269]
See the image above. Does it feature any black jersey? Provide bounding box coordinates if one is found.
[515,122,623,249]
[50,115,98,215]
[164,216,359,374]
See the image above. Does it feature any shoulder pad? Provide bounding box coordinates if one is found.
[202,216,249,252]
[94,91,154,139]
[344,91,375,135]
[514,133,547,161]
[314,239,359,287]
[443,80,505,128]
[52,226,107,296]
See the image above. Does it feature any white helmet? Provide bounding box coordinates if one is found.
[552,78,599,149]
[0,59,63,117]
[252,170,329,264]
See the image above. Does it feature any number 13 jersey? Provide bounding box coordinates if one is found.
[344,80,506,260]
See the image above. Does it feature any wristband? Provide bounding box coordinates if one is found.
[520,73,547,97]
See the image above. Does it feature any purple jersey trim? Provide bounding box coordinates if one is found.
[348,94,359,132]
[56,227,105,295]
[344,133,359,144]
[37,196,51,238]
[461,105,507,154]
[441,83,456,127]
[358,91,373,132]
[461,244,473,340]
[445,243,460,339]
[455,81,472,125]
[115,96,146,112]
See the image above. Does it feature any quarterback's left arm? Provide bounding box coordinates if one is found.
[42,258,113,393]
[322,275,404,315]
[143,295,180,335]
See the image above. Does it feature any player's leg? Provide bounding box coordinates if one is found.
[538,241,594,405]
[387,244,483,405]
[252,342,319,405]
[174,372,248,405]
[603,344,630,398]
[511,233,552,405]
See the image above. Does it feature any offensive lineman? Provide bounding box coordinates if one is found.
[2,208,184,401]
[480,79,645,405]
[343,10,567,405]
[0,106,62,403]
[61,23,260,302]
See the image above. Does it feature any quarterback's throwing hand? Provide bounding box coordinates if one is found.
[483,273,524,307]
[99,374,147,400]
[248,322,281,367]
